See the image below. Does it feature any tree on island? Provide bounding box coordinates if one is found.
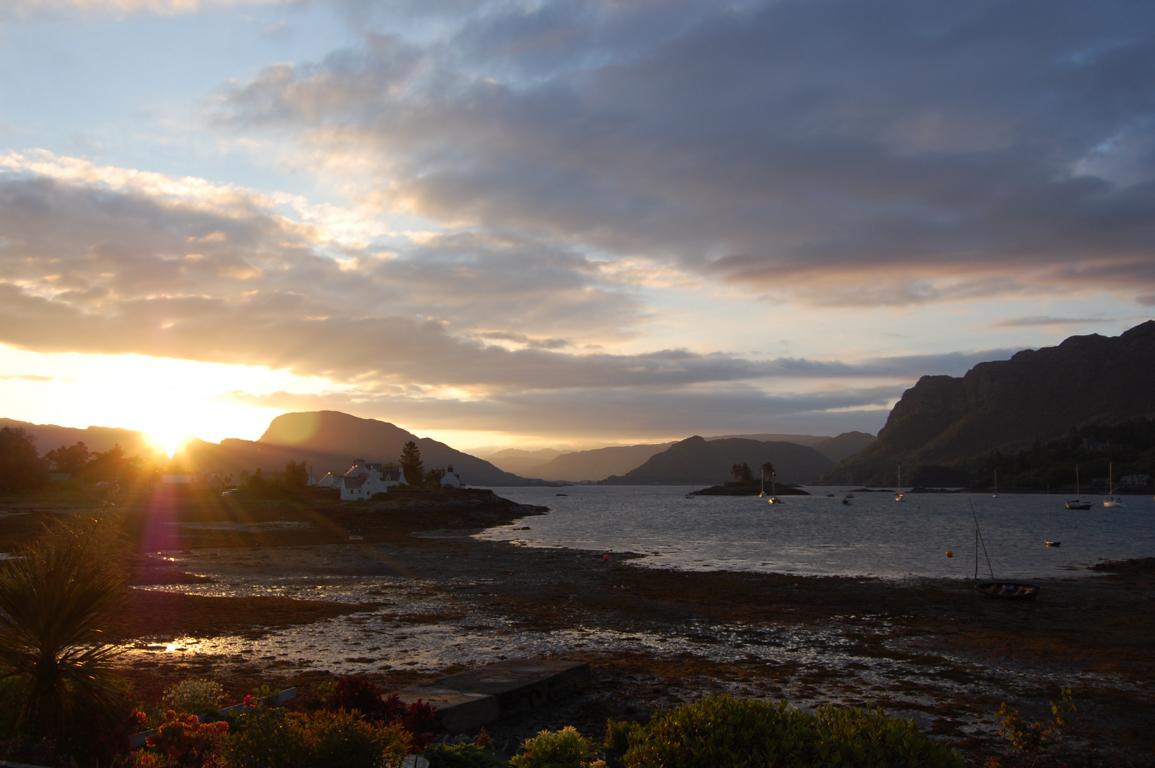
[399,441,425,487]
[730,462,754,483]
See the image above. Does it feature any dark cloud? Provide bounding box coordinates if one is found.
[221,0,1155,305]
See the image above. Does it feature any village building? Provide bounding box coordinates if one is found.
[337,458,407,501]
[439,465,464,488]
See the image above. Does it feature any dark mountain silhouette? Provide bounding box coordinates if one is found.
[0,418,148,456]
[834,321,1155,484]
[812,431,876,463]
[254,411,526,486]
[530,442,675,482]
[603,436,833,485]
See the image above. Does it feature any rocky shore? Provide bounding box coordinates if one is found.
[2,490,1152,765]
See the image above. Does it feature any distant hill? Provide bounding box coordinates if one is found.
[834,321,1155,484]
[255,411,527,486]
[530,442,674,482]
[480,447,565,477]
[603,436,834,485]
[0,418,148,456]
[709,431,874,464]
[812,432,876,463]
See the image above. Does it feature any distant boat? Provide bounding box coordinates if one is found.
[841,495,851,506]
[895,464,905,502]
[765,468,782,505]
[1064,465,1091,510]
[992,469,999,498]
[1103,462,1124,508]
[1044,539,1061,548]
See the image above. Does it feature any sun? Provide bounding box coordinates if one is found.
[146,427,192,459]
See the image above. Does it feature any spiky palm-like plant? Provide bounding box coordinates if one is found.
[0,515,128,753]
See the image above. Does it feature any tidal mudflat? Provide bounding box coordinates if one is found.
[4,491,1152,764]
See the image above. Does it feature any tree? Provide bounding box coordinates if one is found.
[399,441,424,487]
[284,460,308,490]
[0,516,129,759]
[0,427,48,494]
[730,462,753,483]
[44,442,90,476]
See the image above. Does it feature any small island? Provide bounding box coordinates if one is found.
[688,481,809,496]
[687,461,809,496]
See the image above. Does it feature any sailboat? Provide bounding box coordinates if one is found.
[758,468,765,498]
[766,470,783,505]
[1103,462,1124,508]
[991,469,999,498]
[972,504,1039,600]
[894,463,905,502]
[1064,465,1090,510]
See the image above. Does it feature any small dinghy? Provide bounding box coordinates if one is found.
[974,581,1039,600]
[1044,539,1060,548]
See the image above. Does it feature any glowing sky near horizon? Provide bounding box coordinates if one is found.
[1,0,1153,452]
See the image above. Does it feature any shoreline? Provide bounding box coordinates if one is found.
[3,493,1153,765]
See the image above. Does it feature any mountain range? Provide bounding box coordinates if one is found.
[10,322,1150,488]
[603,436,834,485]
[834,321,1155,484]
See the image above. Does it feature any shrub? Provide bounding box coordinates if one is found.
[511,726,602,768]
[162,679,226,719]
[298,708,411,768]
[133,710,229,768]
[224,705,306,768]
[424,741,510,768]
[996,688,1077,756]
[226,704,411,768]
[616,695,961,768]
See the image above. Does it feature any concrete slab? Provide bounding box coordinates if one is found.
[393,687,501,733]
[432,659,591,714]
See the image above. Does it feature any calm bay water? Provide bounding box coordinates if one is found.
[477,485,1155,580]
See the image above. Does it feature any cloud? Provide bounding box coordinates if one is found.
[3,0,285,15]
[230,382,899,441]
[218,0,1155,307]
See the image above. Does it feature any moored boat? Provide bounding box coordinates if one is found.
[974,581,1039,599]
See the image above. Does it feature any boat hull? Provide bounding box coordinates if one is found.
[975,581,1039,600]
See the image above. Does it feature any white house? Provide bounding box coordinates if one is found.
[440,465,464,488]
[339,459,406,501]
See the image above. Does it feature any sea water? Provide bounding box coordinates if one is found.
[476,485,1155,580]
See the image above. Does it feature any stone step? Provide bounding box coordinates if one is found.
[393,658,591,733]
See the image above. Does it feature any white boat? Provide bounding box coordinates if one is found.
[894,463,905,502]
[1103,462,1124,508]
[1064,464,1091,510]
[991,469,999,498]
[766,468,782,505]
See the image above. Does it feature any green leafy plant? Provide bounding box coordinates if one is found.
[162,678,226,719]
[425,741,510,768]
[511,725,603,768]
[299,708,411,768]
[614,695,961,768]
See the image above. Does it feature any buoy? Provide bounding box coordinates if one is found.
[945,550,954,558]
[602,552,611,562]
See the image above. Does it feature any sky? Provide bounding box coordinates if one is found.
[1,0,1153,453]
